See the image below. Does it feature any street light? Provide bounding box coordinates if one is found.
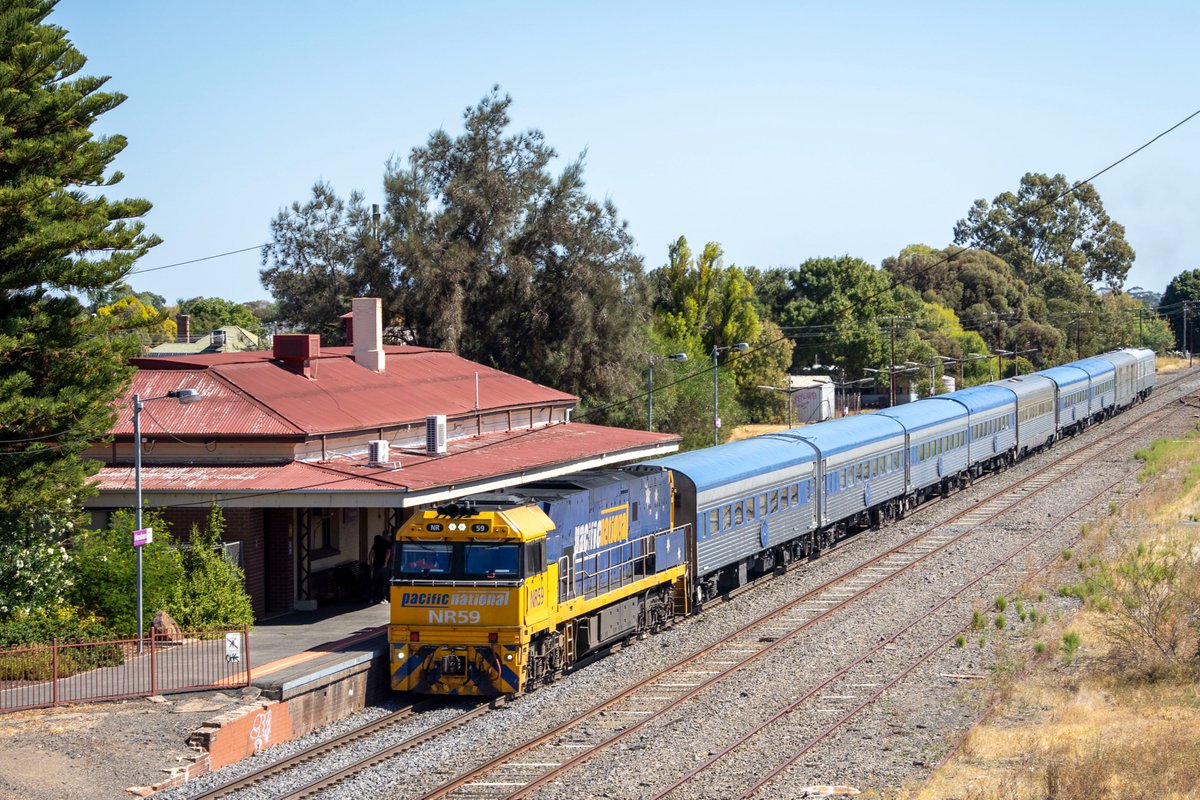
[712,342,750,446]
[969,352,997,382]
[647,353,688,432]
[755,383,801,428]
[133,387,202,653]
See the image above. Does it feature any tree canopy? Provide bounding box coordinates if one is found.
[263,88,650,417]
[1159,269,1200,351]
[953,172,1134,291]
[0,0,157,523]
[176,296,266,338]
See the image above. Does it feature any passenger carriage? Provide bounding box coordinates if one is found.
[928,385,1018,475]
[771,415,908,533]
[632,436,818,600]
[1035,365,1091,438]
[877,398,969,502]
[1067,357,1117,421]
[995,374,1057,457]
[1097,350,1139,409]
[1121,347,1156,398]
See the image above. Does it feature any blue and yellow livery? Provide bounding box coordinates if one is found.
[390,471,688,696]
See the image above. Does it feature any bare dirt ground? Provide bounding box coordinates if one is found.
[0,690,248,800]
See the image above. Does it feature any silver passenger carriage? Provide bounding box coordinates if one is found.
[877,397,969,502]
[994,374,1057,457]
[1097,349,1139,409]
[1035,365,1091,438]
[928,385,1018,474]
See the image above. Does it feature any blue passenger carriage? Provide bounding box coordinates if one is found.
[631,436,818,600]
[929,385,1017,475]
[877,397,969,503]
[995,374,1057,457]
[1068,357,1117,421]
[1036,365,1091,437]
[772,415,907,533]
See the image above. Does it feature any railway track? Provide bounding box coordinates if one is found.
[194,371,1196,800]
[401,381,1191,800]
[192,700,487,800]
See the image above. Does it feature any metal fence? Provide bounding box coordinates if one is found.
[0,626,251,713]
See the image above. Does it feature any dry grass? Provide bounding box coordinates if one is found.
[911,415,1200,800]
[726,423,788,441]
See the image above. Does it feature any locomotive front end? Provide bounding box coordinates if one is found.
[390,506,554,696]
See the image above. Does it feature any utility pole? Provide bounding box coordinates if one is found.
[878,316,911,407]
[1186,303,1192,367]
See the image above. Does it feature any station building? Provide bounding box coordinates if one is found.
[85,299,680,617]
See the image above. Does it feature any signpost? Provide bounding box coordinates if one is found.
[132,527,153,547]
[225,632,242,663]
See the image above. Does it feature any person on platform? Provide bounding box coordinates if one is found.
[370,531,392,603]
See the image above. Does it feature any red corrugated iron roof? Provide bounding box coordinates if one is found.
[110,369,301,437]
[122,346,575,437]
[91,423,678,502]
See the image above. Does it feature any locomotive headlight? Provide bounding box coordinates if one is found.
[505,653,513,661]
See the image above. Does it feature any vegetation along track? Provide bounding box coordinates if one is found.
[384,375,1197,800]
[197,370,1195,800]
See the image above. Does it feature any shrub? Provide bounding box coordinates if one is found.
[0,515,75,621]
[1062,549,1073,561]
[1034,641,1046,654]
[1061,630,1082,661]
[971,609,986,630]
[168,503,254,631]
[995,595,1008,613]
[995,614,1006,630]
[0,606,122,680]
[954,634,966,648]
[68,509,183,634]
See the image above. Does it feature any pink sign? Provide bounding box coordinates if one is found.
[132,527,153,547]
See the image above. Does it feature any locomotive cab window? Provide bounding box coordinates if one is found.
[396,542,453,576]
[464,543,520,579]
[522,540,546,575]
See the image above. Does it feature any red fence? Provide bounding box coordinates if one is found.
[0,627,251,713]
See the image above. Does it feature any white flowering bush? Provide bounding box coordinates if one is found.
[0,515,74,621]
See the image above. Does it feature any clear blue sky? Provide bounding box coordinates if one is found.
[55,1,1200,304]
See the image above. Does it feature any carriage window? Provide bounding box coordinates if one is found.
[770,491,779,513]
[734,501,744,525]
[723,505,732,529]
[708,509,719,533]
[759,493,768,516]
[841,468,848,488]
[791,483,799,505]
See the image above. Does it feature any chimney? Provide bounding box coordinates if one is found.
[177,314,190,343]
[351,297,386,372]
[273,334,320,377]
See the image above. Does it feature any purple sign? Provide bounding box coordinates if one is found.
[132,527,153,547]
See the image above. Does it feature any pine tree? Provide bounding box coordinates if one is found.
[0,2,158,528]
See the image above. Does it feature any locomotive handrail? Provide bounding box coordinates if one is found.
[390,578,524,588]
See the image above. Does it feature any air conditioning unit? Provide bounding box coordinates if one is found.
[367,439,389,466]
[426,414,447,455]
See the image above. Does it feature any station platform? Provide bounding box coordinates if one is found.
[244,600,391,699]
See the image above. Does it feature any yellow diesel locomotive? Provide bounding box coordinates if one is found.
[389,471,688,695]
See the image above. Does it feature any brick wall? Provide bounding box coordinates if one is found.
[159,506,267,617]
